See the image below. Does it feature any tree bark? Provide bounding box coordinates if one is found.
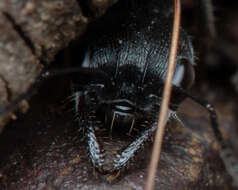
[0,0,117,132]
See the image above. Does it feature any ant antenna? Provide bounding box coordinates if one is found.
[0,67,111,119]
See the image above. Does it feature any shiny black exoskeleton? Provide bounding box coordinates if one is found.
[72,1,197,173]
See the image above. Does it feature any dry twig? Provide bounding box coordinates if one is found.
[145,0,181,189]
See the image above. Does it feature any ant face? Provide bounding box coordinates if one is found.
[69,3,198,173]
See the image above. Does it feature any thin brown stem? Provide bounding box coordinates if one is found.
[144,0,181,190]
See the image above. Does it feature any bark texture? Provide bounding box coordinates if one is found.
[0,0,117,132]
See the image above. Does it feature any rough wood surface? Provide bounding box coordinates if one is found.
[0,0,117,132]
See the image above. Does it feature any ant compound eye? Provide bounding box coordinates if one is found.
[180,60,195,89]
[173,59,195,89]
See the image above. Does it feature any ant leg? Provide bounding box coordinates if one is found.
[187,92,238,186]
[172,86,225,146]
[173,86,238,186]
[113,120,157,171]
[186,94,224,145]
